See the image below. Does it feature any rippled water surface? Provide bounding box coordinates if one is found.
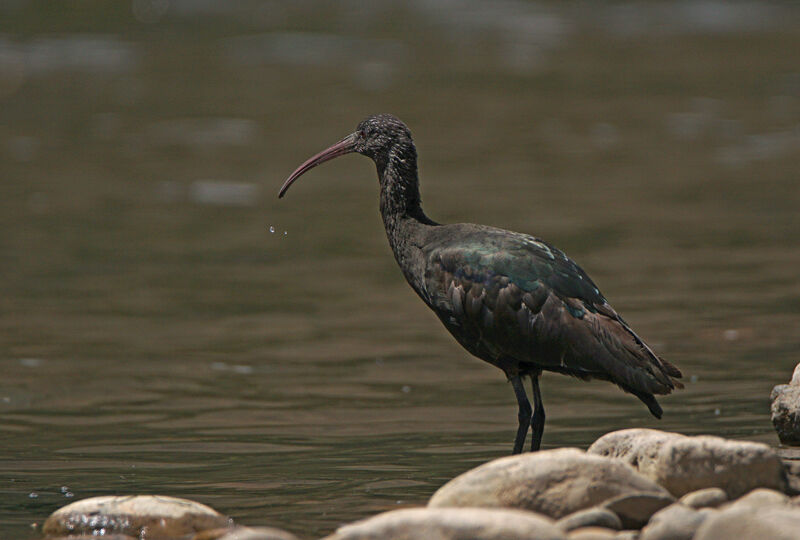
[1,2,799,538]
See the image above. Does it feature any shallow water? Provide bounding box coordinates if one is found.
[1,2,799,538]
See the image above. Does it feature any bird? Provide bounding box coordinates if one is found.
[278,113,682,454]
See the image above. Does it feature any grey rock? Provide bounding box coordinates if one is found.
[694,505,800,540]
[639,503,714,540]
[429,448,670,519]
[567,527,617,539]
[323,507,565,540]
[600,493,674,529]
[42,495,231,538]
[678,487,728,508]
[771,384,800,446]
[588,429,786,497]
[556,507,622,532]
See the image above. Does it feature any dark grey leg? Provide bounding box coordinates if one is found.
[510,374,531,455]
[530,373,545,452]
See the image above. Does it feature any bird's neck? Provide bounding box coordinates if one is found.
[377,143,435,230]
[376,145,437,295]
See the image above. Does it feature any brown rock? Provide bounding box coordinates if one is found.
[567,527,617,539]
[42,495,231,538]
[639,503,714,540]
[556,507,622,532]
[678,487,727,509]
[213,526,301,540]
[694,505,800,540]
[772,379,800,446]
[588,429,787,497]
[323,507,565,540]
[721,487,789,510]
[600,493,674,529]
[429,448,670,519]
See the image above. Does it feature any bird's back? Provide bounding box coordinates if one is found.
[418,223,682,416]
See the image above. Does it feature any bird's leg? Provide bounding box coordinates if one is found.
[530,372,545,452]
[510,374,532,455]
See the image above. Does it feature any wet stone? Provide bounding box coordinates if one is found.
[429,448,671,519]
[323,507,565,540]
[44,534,139,540]
[42,495,231,538]
[556,507,622,532]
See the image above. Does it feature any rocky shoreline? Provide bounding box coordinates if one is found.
[39,367,800,540]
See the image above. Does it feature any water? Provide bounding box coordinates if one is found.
[1,2,799,538]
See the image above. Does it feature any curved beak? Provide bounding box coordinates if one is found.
[278,133,357,198]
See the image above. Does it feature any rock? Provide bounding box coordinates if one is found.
[42,495,231,538]
[588,429,787,497]
[600,493,674,529]
[211,526,300,540]
[43,536,135,540]
[587,429,676,476]
[567,527,617,539]
[791,363,800,386]
[613,532,639,540]
[722,487,789,510]
[567,527,619,539]
[639,503,713,540]
[323,507,565,540]
[771,383,800,446]
[694,505,800,539]
[678,487,728,508]
[429,448,670,519]
[782,458,800,495]
[556,507,622,532]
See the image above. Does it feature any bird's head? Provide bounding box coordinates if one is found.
[278,114,414,198]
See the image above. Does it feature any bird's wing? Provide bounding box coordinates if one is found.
[422,226,681,405]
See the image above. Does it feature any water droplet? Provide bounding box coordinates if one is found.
[401,385,411,393]
[723,329,739,341]
[28,492,38,499]
[690,375,698,383]
[64,492,74,498]
[60,486,69,493]
[714,408,721,416]
[283,230,287,236]
[19,358,43,368]
[233,365,253,375]
[269,226,275,233]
